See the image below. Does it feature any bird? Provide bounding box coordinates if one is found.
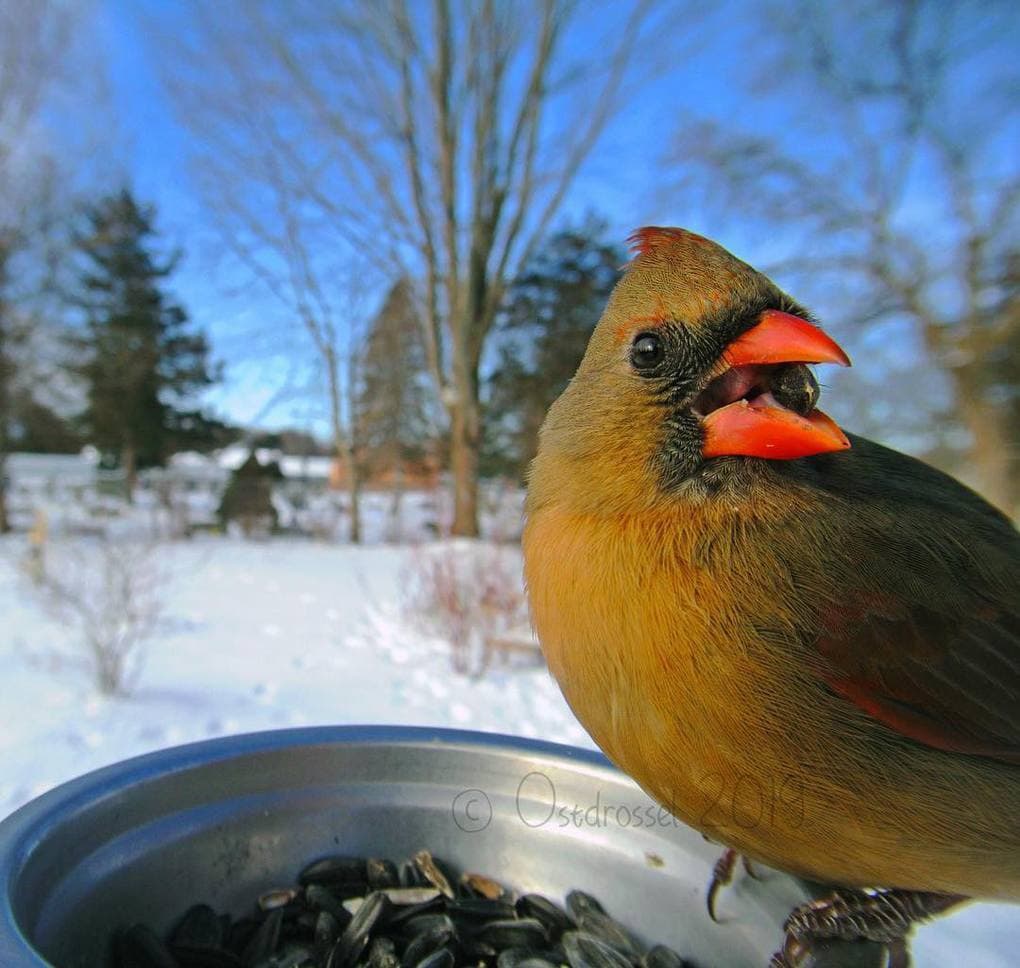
[522,226,1020,966]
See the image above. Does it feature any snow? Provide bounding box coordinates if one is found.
[0,523,1017,965]
[0,533,583,812]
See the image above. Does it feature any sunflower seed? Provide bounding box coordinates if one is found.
[460,872,506,900]
[496,947,563,968]
[577,911,642,958]
[111,850,696,968]
[413,851,455,899]
[642,945,690,968]
[564,892,606,921]
[367,858,400,889]
[401,919,456,967]
[562,931,633,968]
[299,856,369,890]
[259,889,299,913]
[314,911,341,949]
[327,891,390,968]
[448,898,517,923]
[367,936,401,968]
[477,919,548,950]
[241,907,284,966]
[413,948,455,968]
[515,896,576,939]
[306,885,352,927]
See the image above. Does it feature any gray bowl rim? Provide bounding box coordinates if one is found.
[0,725,619,965]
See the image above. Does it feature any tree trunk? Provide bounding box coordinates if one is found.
[122,443,137,504]
[450,397,480,537]
[389,453,404,542]
[447,322,482,536]
[0,276,10,534]
[347,457,362,544]
[326,346,361,544]
[953,364,1018,517]
[0,453,9,535]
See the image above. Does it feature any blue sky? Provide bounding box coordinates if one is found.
[82,1,769,433]
[75,0,1018,446]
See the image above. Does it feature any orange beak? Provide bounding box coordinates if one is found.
[702,310,852,460]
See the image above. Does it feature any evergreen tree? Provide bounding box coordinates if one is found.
[72,189,218,498]
[217,452,282,537]
[10,397,83,453]
[357,278,436,531]
[483,221,623,480]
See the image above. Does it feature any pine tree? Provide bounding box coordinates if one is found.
[217,452,282,537]
[72,189,218,499]
[357,278,436,534]
[483,222,623,480]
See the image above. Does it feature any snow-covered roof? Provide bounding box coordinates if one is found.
[162,452,229,482]
[7,451,100,485]
[278,455,334,480]
[7,447,334,486]
[215,443,263,470]
[214,445,333,480]
[169,451,216,468]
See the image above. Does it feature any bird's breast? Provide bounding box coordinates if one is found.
[523,502,1020,898]
[523,504,790,832]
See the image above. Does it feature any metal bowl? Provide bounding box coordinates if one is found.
[0,726,881,967]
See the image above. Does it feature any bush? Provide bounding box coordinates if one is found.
[402,541,534,677]
[27,535,165,696]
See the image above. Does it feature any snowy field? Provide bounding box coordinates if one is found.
[0,527,1017,966]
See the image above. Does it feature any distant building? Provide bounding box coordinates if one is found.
[5,449,112,500]
[4,449,121,532]
[5,441,446,536]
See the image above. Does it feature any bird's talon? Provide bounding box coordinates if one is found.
[706,847,740,921]
[706,877,726,922]
[887,939,911,968]
[776,888,965,967]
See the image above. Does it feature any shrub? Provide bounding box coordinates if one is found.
[28,535,165,696]
[402,541,534,677]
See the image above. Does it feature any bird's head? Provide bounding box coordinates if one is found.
[528,227,851,513]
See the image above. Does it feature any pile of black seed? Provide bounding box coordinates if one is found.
[111,850,696,968]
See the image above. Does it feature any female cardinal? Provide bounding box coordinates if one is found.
[522,227,1020,966]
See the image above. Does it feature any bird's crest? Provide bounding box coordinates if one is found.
[627,226,712,258]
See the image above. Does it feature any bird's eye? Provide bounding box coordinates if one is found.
[631,332,664,371]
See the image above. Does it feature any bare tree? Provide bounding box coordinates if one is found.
[671,0,1020,514]
[157,27,375,540]
[159,0,670,535]
[342,315,366,544]
[0,1,79,532]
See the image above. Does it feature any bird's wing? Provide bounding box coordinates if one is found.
[815,583,1020,765]
[792,438,1020,765]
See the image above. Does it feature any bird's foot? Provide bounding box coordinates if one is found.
[706,847,762,921]
[769,888,968,967]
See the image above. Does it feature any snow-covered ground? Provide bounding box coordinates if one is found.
[0,533,584,812]
[0,530,1017,966]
